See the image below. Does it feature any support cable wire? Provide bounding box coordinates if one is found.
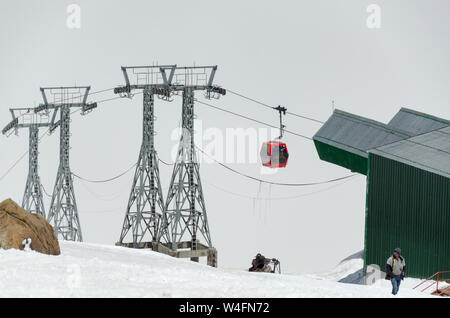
[1,86,311,183]
[199,95,450,160]
[154,102,355,187]
[0,151,28,182]
[195,99,312,141]
[226,89,325,124]
[72,162,137,184]
[203,173,357,201]
[157,154,175,166]
[0,126,51,182]
[0,90,137,184]
[40,184,52,198]
[227,89,450,156]
[196,146,357,187]
[2,86,342,187]
[77,179,126,201]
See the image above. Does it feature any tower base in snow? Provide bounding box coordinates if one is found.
[115,241,218,268]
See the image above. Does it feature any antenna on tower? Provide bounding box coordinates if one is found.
[2,106,55,217]
[35,86,97,242]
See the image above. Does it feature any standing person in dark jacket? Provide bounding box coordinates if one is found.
[385,248,406,295]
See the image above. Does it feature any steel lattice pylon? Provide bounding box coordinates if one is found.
[23,125,46,216]
[48,105,82,241]
[119,88,165,245]
[158,66,226,263]
[2,107,55,217]
[37,86,97,242]
[115,65,225,266]
[161,87,212,255]
[115,66,176,246]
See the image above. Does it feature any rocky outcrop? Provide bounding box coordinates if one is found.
[0,198,60,255]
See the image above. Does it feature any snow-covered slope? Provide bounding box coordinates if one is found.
[308,250,435,294]
[309,250,366,284]
[0,242,434,298]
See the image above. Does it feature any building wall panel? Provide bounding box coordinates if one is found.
[364,153,450,278]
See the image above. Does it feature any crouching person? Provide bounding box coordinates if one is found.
[249,253,272,272]
[385,248,406,295]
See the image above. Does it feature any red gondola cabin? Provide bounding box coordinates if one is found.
[260,141,289,168]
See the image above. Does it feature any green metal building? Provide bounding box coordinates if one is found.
[314,108,450,278]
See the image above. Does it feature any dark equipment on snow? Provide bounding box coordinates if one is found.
[249,253,281,274]
[260,105,289,168]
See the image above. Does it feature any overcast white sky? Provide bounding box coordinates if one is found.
[1,0,449,273]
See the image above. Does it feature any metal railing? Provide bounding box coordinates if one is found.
[413,271,450,295]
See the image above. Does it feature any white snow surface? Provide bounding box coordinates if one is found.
[0,242,436,298]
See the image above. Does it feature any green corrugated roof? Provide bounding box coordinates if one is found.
[388,108,450,135]
[313,109,411,174]
[369,126,450,178]
[314,108,450,176]
[314,109,411,157]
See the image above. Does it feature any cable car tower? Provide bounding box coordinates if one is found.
[159,66,226,266]
[114,65,177,247]
[2,106,56,217]
[35,86,97,242]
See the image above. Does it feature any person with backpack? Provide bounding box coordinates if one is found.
[385,248,406,295]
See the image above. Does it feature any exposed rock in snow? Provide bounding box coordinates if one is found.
[0,199,60,255]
